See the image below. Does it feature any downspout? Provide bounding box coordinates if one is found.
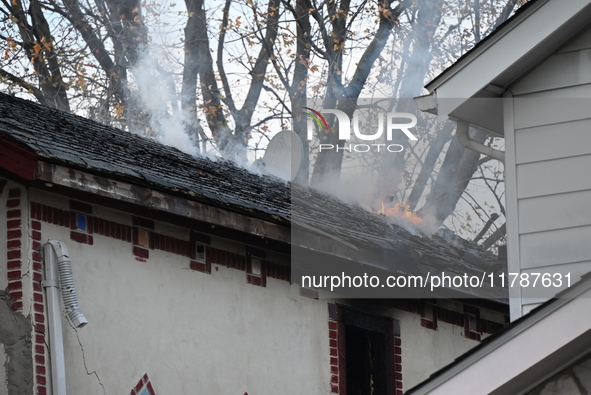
[43,240,88,395]
[456,121,505,163]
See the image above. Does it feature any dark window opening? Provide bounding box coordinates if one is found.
[345,326,389,395]
[340,307,397,395]
[195,243,206,262]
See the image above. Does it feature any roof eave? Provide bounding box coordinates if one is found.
[35,160,292,244]
[406,274,591,394]
[423,0,591,130]
[425,0,548,92]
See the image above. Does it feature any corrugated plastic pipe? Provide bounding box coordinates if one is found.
[43,240,88,395]
[50,240,88,328]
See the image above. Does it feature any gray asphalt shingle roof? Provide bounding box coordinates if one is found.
[0,93,506,299]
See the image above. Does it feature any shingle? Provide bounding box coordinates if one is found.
[0,93,505,299]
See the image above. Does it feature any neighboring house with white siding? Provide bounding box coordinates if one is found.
[407,274,591,395]
[0,93,508,394]
[416,0,591,320]
[410,0,591,393]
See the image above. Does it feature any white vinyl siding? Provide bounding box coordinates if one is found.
[508,25,591,317]
[512,25,591,96]
[518,190,591,234]
[514,118,591,164]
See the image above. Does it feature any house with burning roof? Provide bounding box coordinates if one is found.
[0,92,509,394]
[409,0,591,393]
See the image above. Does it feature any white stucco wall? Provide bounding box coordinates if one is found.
[32,191,328,394]
[390,308,481,390]
[19,188,497,394]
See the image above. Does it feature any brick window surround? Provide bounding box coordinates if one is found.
[328,304,402,394]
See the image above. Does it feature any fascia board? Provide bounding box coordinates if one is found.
[429,296,591,394]
[408,277,591,394]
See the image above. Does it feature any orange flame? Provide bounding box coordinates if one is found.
[376,202,423,224]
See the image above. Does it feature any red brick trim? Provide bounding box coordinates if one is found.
[131,226,151,262]
[30,202,69,226]
[29,201,291,286]
[189,260,209,273]
[206,247,246,271]
[132,246,149,259]
[328,305,341,393]
[394,335,403,394]
[30,214,49,395]
[6,188,24,311]
[386,299,504,336]
[329,305,402,394]
[70,231,94,245]
[91,217,132,242]
[152,233,191,257]
[420,302,438,330]
[266,262,291,282]
[130,373,156,395]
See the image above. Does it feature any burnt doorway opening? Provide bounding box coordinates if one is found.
[339,306,397,395]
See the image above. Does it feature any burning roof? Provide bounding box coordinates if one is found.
[0,93,506,300]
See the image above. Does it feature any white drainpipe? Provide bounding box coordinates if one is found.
[43,240,88,395]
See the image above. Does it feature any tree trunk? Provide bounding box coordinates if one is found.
[406,122,454,210]
[290,0,312,185]
[311,0,402,187]
[181,0,205,152]
[417,126,487,225]
[378,0,444,202]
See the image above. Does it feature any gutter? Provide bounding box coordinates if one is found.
[414,93,505,163]
[43,240,88,395]
[456,121,505,163]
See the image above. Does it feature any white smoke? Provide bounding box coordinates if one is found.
[131,52,198,157]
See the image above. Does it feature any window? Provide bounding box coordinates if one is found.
[464,305,482,341]
[330,305,401,394]
[138,228,150,247]
[189,234,210,273]
[420,302,437,330]
[76,213,87,231]
[195,243,206,262]
[250,257,262,276]
[246,248,266,287]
